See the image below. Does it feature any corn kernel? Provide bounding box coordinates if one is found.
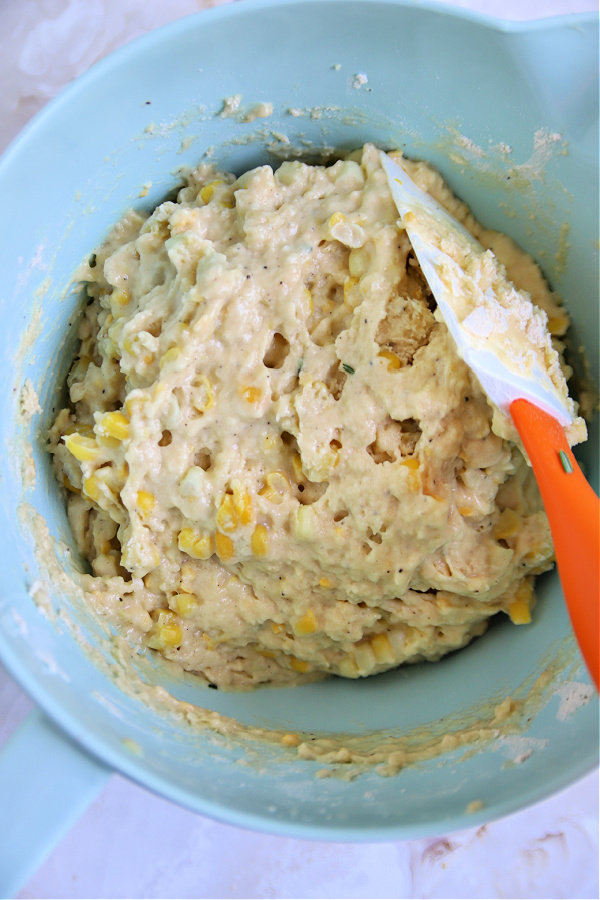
[354,639,376,674]
[493,508,521,540]
[508,582,533,624]
[109,292,130,320]
[123,336,152,365]
[263,435,276,452]
[458,506,474,517]
[328,212,345,228]
[200,180,223,204]
[338,656,360,678]
[371,632,395,664]
[303,287,314,315]
[508,598,532,625]
[232,484,252,524]
[318,577,333,588]
[289,656,310,674]
[150,381,169,403]
[240,386,262,404]
[215,532,234,560]
[271,622,284,634]
[146,609,182,649]
[251,524,268,556]
[192,376,214,414]
[386,627,408,657]
[259,471,289,505]
[328,212,365,247]
[169,593,198,617]
[96,411,130,441]
[202,632,216,651]
[281,733,301,747]
[378,349,402,371]
[400,457,420,470]
[294,609,317,635]
[136,490,155,517]
[178,528,213,560]
[343,276,359,307]
[547,314,569,335]
[82,475,102,501]
[159,346,182,369]
[63,432,100,462]
[400,456,420,490]
[179,562,196,592]
[349,247,368,277]
[111,289,130,306]
[69,355,91,381]
[63,474,80,493]
[178,527,196,553]
[294,505,316,539]
[217,494,238,532]
[125,393,148,416]
[291,452,304,481]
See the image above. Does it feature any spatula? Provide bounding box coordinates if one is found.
[381,151,599,689]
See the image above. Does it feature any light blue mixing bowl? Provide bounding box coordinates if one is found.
[0,1,597,894]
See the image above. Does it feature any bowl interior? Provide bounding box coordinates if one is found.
[0,0,597,839]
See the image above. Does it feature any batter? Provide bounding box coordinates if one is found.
[48,144,585,689]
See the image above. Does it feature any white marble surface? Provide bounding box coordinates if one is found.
[1,1,598,897]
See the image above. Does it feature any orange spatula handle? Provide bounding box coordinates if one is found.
[510,398,599,690]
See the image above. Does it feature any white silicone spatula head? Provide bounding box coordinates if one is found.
[380,151,573,427]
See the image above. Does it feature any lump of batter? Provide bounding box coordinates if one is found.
[48,143,585,689]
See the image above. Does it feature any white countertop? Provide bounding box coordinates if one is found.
[1,1,598,897]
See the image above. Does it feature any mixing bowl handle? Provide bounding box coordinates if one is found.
[0,708,110,897]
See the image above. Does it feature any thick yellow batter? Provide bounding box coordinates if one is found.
[49,144,585,689]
